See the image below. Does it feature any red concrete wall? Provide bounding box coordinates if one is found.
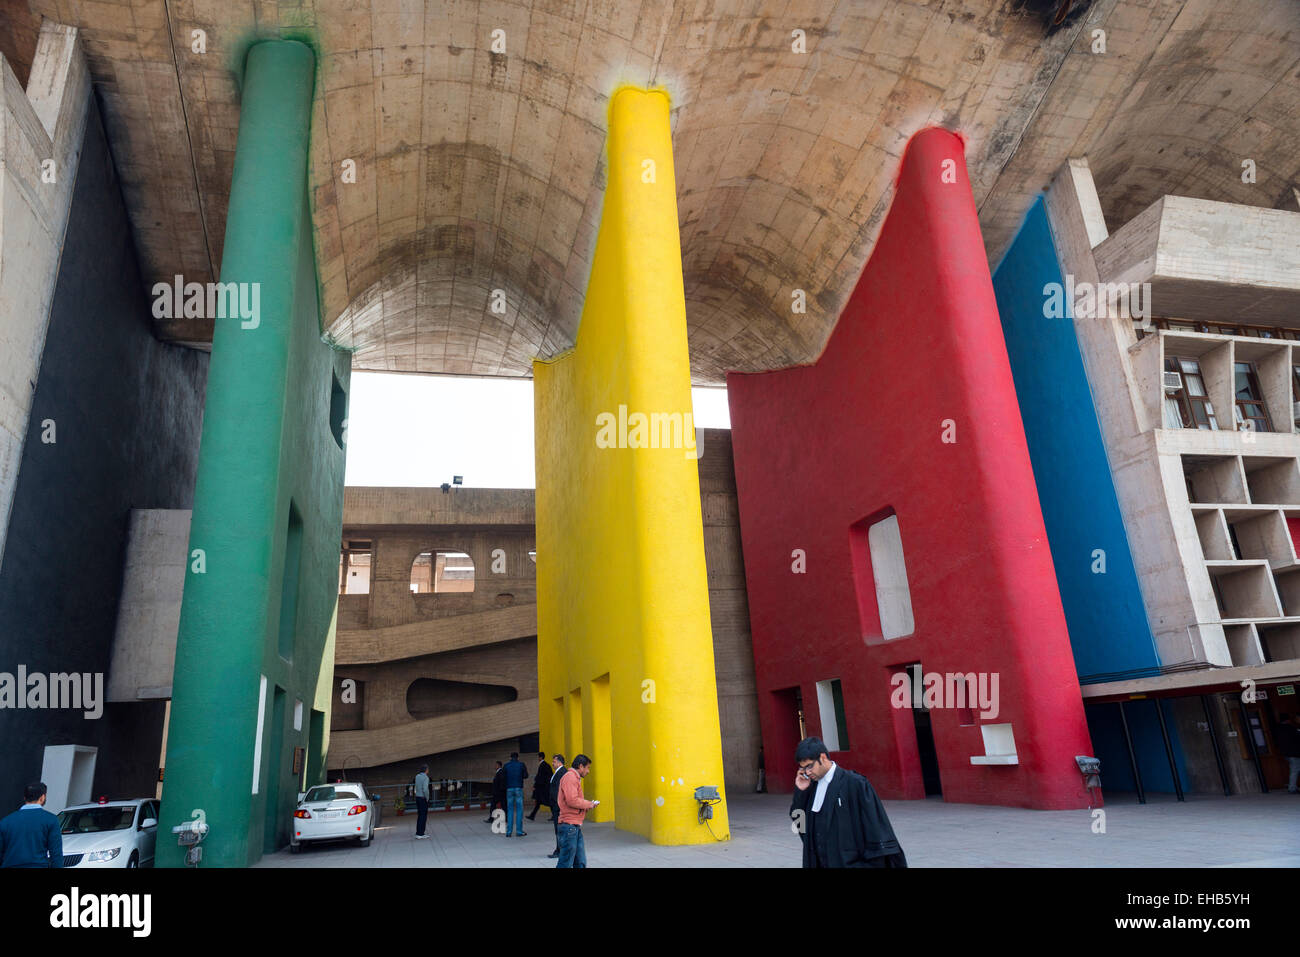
[726,127,1094,809]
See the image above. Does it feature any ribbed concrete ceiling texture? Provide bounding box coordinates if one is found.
[15,0,1300,383]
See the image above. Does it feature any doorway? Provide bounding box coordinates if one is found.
[903,663,943,797]
[769,686,807,780]
[1224,692,1293,791]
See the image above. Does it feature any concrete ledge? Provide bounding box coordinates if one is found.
[1081,660,1300,701]
[343,487,534,528]
[335,602,538,665]
[329,698,539,768]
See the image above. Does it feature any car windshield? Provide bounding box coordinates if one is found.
[58,806,135,834]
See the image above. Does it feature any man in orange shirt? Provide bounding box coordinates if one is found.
[556,754,599,868]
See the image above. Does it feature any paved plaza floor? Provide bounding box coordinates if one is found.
[255,791,1300,868]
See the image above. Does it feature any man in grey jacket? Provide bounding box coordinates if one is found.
[414,764,431,840]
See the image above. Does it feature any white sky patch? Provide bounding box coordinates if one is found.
[344,371,730,488]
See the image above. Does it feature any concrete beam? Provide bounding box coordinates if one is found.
[336,602,537,665]
[329,698,539,769]
[343,486,534,528]
[1081,660,1300,701]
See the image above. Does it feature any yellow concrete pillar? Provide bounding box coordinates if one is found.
[534,86,729,844]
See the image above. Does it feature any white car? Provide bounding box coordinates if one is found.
[57,799,159,868]
[290,782,377,852]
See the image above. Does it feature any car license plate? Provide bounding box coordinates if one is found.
[321,811,341,819]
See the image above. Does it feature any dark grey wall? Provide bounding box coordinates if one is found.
[0,92,207,803]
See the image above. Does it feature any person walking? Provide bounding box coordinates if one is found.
[413,764,431,839]
[555,754,599,868]
[527,751,552,821]
[503,751,530,837]
[0,783,63,868]
[546,754,568,858]
[789,736,906,868]
[485,760,506,823]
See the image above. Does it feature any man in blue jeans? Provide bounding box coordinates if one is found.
[413,765,431,840]
[502,751,530,837]
[555,754,598,868]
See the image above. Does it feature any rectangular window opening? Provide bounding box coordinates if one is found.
[850,510,915,641]
[815,678,850,752]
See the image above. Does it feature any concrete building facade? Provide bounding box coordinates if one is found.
[2,1,1298,868]
[994,158,1300,798]
[0,35,207,807]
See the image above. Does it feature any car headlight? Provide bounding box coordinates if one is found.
[85,848,121,862]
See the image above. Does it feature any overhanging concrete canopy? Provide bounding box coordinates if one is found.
[10,0,1300,382]
[1094,196,1300,324]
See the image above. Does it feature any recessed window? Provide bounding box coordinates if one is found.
[329,372,347,450]
[1291,366,1300,433]
[338,540,371,595]
[1163,356,1218,430]
[278,504,303,662]
[1154,318,1300,340]
[864,514,915,640]
[815,679,850,752]
[411,550,475,593]
[1233,361,1272,433]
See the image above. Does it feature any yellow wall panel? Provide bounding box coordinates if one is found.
[534,86,729,845]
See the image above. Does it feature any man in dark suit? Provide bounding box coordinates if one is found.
[527,751,552,821]
[0,782,63,868]
[545,754,568,858]
[484,760,506,823]
[790,737,906,868]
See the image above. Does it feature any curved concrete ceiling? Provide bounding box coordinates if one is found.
[19,0,1300,383]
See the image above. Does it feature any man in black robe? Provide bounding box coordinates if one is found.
[527,751,553,821]
[484,760,506,823]
[790,736,907,868]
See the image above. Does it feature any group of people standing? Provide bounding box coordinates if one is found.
[415,750,599,867]
[482,751,545,836]
[409,736,904,869]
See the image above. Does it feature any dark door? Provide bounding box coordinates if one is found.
[905,664,942,796]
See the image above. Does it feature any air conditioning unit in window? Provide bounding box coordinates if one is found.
[1163,371,1183,393]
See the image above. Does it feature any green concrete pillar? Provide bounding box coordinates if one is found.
[158,39,350,868]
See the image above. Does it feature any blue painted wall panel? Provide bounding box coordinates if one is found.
[1085,700,1191,795]
[993,198,1190,792]
[992,199,1160,682]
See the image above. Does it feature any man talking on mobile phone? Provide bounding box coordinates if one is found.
[790,736,907,868]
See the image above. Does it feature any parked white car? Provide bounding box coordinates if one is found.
[57,799,159,868]
[290,782,377,852]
